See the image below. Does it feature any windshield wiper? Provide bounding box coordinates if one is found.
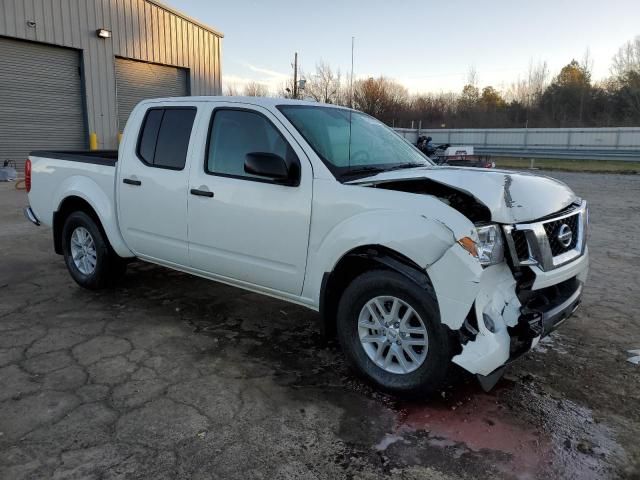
[385,162,427,171]
[340,166,386,178]
[340,163,426,180]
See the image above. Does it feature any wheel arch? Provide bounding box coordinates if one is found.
[52,189,132,259]
[50,173,133,258]
[319,244,436,338]
[53,196,105,254]
[53,194,133,260]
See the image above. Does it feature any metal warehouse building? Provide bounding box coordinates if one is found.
[0,0,222,166]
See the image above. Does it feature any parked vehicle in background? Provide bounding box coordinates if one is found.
[24,97,588,393]
[417,137,494,168]
[416,135,437,156]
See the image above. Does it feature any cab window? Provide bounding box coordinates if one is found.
[206,109,298,181]
[136,107,196,170]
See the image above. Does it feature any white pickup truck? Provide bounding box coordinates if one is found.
[24,97,589,392]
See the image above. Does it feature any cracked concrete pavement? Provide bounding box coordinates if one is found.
[1,171,639,479]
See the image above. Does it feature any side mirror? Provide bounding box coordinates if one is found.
[244,152,290,182]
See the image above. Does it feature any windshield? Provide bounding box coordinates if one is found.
[277,105,432,180]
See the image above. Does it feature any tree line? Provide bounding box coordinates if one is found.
[226,36,640,129]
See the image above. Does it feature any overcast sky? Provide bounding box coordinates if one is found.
[168,0,640,94]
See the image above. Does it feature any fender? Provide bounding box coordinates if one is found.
[53,175,133,258]
[303,210,459,305]
[426,242,483,330]
[317,244,434,337]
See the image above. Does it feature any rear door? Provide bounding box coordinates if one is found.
[117,104,198,266]
[187,103,313,295]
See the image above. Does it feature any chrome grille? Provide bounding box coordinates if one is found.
[504,201,588,271]
[543,213,580,256]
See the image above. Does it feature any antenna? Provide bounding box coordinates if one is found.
[293,52,298,99]
[349,37,355,108]
[348,37,354,167]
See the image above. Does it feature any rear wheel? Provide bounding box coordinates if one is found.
[62,211,126,290]
[337,270,451,394]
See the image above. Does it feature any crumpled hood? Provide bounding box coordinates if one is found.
[346,166,578,224]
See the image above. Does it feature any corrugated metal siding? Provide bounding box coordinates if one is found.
[115,57,188,131]
[0,37,86,169]
[0,0,222,149]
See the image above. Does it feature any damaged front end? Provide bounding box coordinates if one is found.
[426,200,589,390]
[349,169,589,389]
[455,266,585,390]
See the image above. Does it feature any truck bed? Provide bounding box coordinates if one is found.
[28,150,118,229]
[29,150,118,166]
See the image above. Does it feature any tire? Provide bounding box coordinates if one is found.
[336,270,451,395]
[61,211,126,290]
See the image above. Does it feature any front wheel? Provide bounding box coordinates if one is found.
[61,211,126,290]
[336,270,452,394]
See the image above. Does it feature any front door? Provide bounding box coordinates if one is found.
[117,106,198,266]
[187,104,312,295]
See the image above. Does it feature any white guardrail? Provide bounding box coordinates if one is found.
[394,127,640,161]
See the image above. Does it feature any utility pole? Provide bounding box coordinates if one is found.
[293,52,298,99]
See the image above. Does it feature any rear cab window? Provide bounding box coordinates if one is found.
[136,107,197,170]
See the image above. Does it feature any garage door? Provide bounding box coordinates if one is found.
[115,58,189,133]
[0,38,86,171]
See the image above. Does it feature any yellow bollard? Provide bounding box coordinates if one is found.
[118,132,123,144]
[89,132,98,150]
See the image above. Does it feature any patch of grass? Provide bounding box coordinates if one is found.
[494,157,640,174]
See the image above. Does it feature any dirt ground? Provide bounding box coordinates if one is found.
[0,171,638,480]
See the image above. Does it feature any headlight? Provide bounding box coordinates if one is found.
[475,224,505,266]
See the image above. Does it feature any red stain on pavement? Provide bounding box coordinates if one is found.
[394,386,553,478]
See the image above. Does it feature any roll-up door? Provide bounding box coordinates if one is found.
[0,38,86,172]
[115,58,189,133]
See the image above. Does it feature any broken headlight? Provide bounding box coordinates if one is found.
[475,224,505,267]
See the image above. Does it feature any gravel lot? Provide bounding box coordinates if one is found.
[1,171,638,479]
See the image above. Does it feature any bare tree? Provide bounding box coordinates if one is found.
[505,60,549,106]
[466,65,478,88]
[305,61,342,104]
[527,60,549,104]
[224,84,240,96]
[259,55,640,128]
[611,35,640,77]
[581,48,594,78]
[353,77,385,117]
[353,76,408,122]
[243,81,269,97]
[504,77,528,104]
[275,78,296,99]
[609,36,640,121]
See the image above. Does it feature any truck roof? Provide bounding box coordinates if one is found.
[137,96,352,110]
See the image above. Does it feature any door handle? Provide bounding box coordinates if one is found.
[190,188,214,198]
[123,178,142,186]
